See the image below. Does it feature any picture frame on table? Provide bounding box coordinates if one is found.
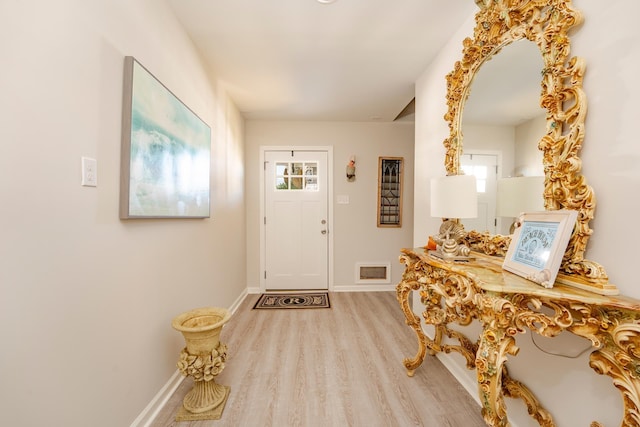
[120,56,211,219]
[503,210,578,288]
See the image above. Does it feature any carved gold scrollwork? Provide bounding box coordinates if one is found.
[477,325,520,426]
[508,294,568,337]
[589,319,640,427]
[490,294,640,426]
[442,326,479,370]
[398,248,640,426]
[431,271,478,325]
[612,323,640,361]
[589,347,640,427]
[396,249,483,375]
[502,366,555,427]
[462,230,512,257]
[397,251,431,376]
[398,253,554,426]
[444,0,608,286]
[474,292,567,426]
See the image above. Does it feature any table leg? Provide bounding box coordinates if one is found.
[396,278,429,376]
[476,325,519,426]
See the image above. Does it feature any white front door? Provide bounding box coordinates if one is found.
[460,153,499,234]
[264,150,329,290]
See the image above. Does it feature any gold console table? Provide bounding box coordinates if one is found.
[396,248,640,427]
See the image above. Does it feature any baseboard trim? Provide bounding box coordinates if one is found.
[435,352,481,406]
[248,285,397,293]
[228,288,249,314]
[130,290,250,427]
[129,370,185,427]
[332,284,396,292]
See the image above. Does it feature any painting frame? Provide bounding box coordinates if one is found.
[503,210,578,288]
[120,56,211,219]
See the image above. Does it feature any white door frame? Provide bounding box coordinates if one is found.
[259,146,334,293]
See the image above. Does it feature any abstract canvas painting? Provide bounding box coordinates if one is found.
[120,56,211,218]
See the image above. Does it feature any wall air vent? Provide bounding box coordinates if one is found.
[355,262,391,284]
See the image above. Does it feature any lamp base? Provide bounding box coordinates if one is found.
[428,249,475,262]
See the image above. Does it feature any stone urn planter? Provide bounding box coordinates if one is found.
[172,307,231,421]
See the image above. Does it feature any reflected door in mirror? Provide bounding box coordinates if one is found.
[460,153,498,234]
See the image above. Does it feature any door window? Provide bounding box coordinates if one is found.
[275,162,319,191]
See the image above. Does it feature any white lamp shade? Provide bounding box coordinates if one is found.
[496,176,545,217]
[430,175,478,219]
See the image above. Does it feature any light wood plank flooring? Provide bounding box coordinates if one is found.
[152,291,486,427]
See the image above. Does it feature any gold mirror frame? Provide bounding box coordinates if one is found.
[444,0,614,293]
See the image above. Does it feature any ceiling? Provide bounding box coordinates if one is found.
[166,0,479,122]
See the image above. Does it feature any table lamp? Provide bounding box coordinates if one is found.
[429,174,477,261]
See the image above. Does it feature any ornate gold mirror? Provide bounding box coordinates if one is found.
[444,0,616,294]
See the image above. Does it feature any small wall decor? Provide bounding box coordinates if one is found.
[120,56,211,219]
[503,210,578,288]
[346,155,356,181]
[377,157,403,227]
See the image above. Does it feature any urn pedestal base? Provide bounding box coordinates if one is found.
[175,383,231,421]
[172,307,232,422]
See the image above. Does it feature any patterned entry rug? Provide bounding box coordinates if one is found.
[253,292,330,310]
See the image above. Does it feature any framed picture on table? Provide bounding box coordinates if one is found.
[503,210,578,288]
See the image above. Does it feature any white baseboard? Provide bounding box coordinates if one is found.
[435,352,481,406]
[247,286,396,293]
[228,288,249,314]
[129,370,185,427]
[332,284,396,292]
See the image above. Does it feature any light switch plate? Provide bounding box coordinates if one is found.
[81,157,97,187]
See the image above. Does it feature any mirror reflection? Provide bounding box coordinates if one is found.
[459,40,546,235]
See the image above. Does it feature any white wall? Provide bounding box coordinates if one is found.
[414,13,476,246]
[463,117,545,184]
[514,114,546,177]
[245,121,414,290]
[414,1,640,426]
[0,1,246,426]
[464,123,515,177]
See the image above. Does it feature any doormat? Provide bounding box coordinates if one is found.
[253,292,330,310]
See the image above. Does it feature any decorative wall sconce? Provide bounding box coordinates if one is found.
[346,155,356,181]
[429,175,477,261]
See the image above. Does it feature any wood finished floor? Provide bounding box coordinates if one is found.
[152,291,486,427]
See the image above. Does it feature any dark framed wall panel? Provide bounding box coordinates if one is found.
[377,157,404,227]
